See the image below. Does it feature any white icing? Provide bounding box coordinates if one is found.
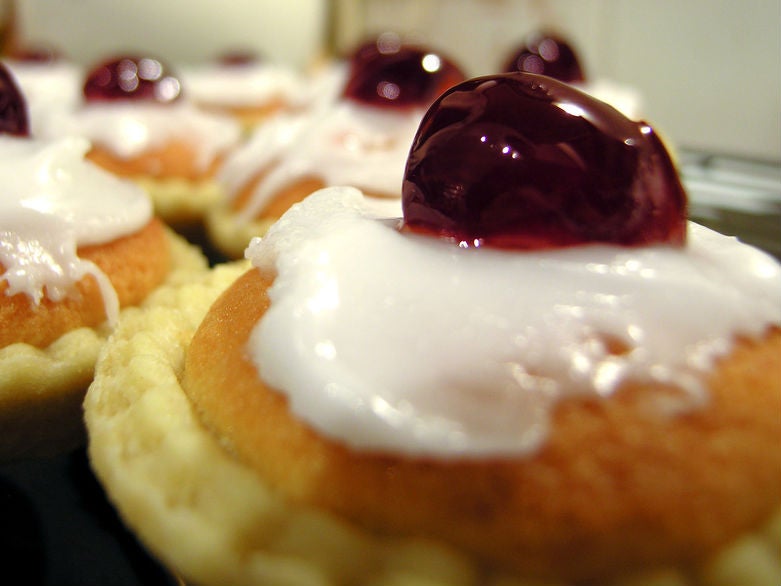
[42,100,241,171]
[218,100,424,221]
[303,61,350,110]
[245,186,781,458]
[0,135,153,326]
[179,62,307,108]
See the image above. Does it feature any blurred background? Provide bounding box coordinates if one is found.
[4,0,780,162]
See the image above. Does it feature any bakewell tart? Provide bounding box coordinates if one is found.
[178,51,308,132]
[41,55,242,231]
[0,65,207,460]
[204,36,466,259]
[84,73,781,585]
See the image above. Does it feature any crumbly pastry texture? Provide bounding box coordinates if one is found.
[85,143,227,227]
[204,202,278,260]
[84,263,781,586]
[0,229,207,460]
[135,176,225,228]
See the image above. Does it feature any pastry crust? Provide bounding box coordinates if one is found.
[205,175,326,259]
[183,267,781,582]
[135,176,225,229]
[84,263,781,586]
[85,261,506,586]
[201,99,290,132]
[206,174,401,260]
[86,145,227,227]
[0,225,207,460]
[86,142,221,181]
[204,203,278,261]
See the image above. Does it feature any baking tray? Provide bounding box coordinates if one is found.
[681,149,781,260]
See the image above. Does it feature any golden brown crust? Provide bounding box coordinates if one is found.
[208,170,400,261]
[0,218,170,349]
[86,142,222,180]
[183,267,781,582]
[231,172,326,218]
[230,173,399,221]
[200,99,289,130]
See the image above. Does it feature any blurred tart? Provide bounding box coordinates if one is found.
[205,36,465,259]
[42,55,242,232]
[178,50,308,131]
[0,64,207,460]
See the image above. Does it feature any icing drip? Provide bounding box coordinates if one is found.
[0,136,153,326]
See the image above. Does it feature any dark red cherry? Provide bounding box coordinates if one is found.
[217,50,263,67]
[343,37,466,109]
[0,63,30,137]
[9,45,64,63]
[402,73,687,249]
[83,56,182,103]
[503,31,585,83]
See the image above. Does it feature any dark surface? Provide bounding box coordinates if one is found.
[0,448,179,586]
[681,150,781,261]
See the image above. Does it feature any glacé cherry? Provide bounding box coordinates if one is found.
[402,73,687,249]
[9,45,63,64]
[83,56,182,103]
[502,31,585,83]
[217,50,262,67]
[343,36,466,110]
[0,63,30,137]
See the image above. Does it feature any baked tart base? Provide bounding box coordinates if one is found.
[84,264,781,586]
[0,228,207,460]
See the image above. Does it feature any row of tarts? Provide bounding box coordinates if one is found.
[1,33,780,586]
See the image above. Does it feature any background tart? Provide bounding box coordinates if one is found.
[0,222,207,460]
[204,38,465,259]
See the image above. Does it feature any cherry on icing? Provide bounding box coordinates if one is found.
[0,63,30,137]
[83,56,182,103]
[502,31,585,83]
[402,72,687,249]
[343,35,466,110]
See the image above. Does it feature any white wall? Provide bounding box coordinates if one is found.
[11,0,328,69]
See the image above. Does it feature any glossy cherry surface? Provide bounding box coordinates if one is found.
[83,56,182,103]
[343,36,466,109]
[402,73,687,249]
[0,63,30,136]
[503,31,585,83]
